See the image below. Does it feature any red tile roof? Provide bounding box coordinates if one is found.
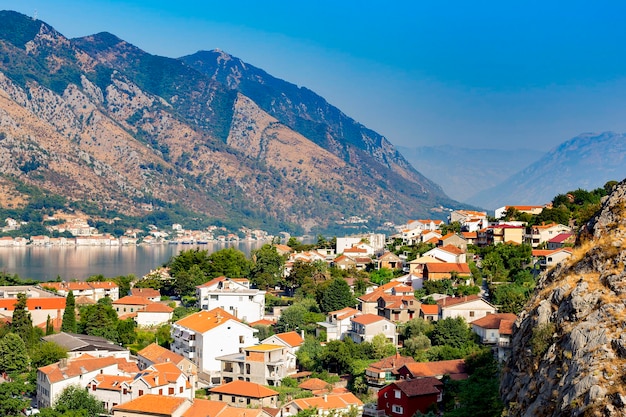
[174,308,240,333]
[209,380,278,398]
[367,353,415,373]
[400,359,467,379]
[351,314,385,325]
[112,394,188,415]
[420,304,439,315]
[39,356,119,383]
[392,377,443,397]
[436,295,482,308]
[141,303,174,313]
[275,331,304,347]
[298,378,332,391]
[290,393,363,411]
[131,288,161,298]
[138,343,185,365]
[113,295,153,305]
[425,263,471,274]
[183,399,228,417]
[471,313,517,329]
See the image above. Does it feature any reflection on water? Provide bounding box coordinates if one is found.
[0,241,266,281]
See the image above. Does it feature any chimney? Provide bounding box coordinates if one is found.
[324,394,328,402]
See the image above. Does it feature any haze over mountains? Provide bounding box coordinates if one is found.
[0,10,462,234]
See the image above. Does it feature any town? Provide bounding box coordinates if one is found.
[0,200,590,417]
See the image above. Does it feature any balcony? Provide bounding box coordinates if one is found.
[363,404,385,417]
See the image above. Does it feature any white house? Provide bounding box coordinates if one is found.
[37,355,138,408]
[316,307,362,342]
[348,314,397,345]
[170,308,258,385]
[525,223,572,248]
[261,331,305,372]
[195,277,265,323]
[437,295,496,322]
[0,286,66,328]
[423,245,466,264]
[136,303,174,327]
[471,313,517,361]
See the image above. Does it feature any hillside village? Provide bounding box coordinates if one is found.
[0,199,590,417]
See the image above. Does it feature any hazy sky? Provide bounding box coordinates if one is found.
[4,1,626,151]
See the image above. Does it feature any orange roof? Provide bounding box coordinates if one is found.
[290,393,363,411]
[439,244,464,255]
[401,359,467,379]
[209,380,278,398]
[196,276,227,288]
[175,308,241,333]
[112,394,188,414]
[425,263,471,274]
[426,237,439,244]
[471,313,517,329]
[113,295,153,305]
[436,295,482,308]
[131,288,160,297]
[351,314,385,325]
[439,233,456,241]
[420,304,439,315]
[116,358,140,374]
[183,399,228,417]
[89,281,119,289]
[462,232,477,239]
[141,303,174,313]
[39,356,119,383]
[499,319,515,335]
[298,378,332,391]
[138,343,185,365]
[249,319,276,327]
[0,297,66,312]
[92,374,133,391]
[367,353,416,373]
[275,331,304,347]
[358,281,403,302]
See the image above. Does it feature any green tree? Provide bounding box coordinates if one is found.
[116,319,137,345]
[370,333,396,359]
[403,334,432,357]
[168,248,212,277]
[11,292,35,346]
[0,378,30,416]
[285,259,315,295]
[54,385,106,416]
[370,267,394,285]
[61,291,77,333]
[30,341,67,368]
[296,335,323,371]
[78,299,119,342]
[206,247,251,278]
[319,340,354,374]
[250,244,285,289]
[0,332,30,374]
[319,278,356,313]
[45,314,54,336]
[430,317,473,349]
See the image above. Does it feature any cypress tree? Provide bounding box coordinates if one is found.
[61,291,77,333]
[45,315,54,335]
[11,293,34,345]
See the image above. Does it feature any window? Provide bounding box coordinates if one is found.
[394,390,401,398]
[239,335,245,343]
[138,390,144,396]
[392,405,403,414]
[232,396,236,402]
[159,389,163,395]
[469,311,475,317]
[122,388,127,395]
[180,386,183,393]
[169,387,174,395]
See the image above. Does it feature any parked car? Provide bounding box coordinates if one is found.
[23,407,40,415]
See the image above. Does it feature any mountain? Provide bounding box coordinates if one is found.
[501,178,626,416]
[0,10,460,233]
[466,132,626,210]
[396,145,544,202]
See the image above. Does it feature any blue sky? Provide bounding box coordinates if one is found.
[4,0,626,151]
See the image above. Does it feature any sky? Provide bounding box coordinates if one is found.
[4,0,626,152]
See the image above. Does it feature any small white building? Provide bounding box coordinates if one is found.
[316,307,361,342]
[195,277,265,323]
[437,295,496,322]
[348,314,397,345]
[170,308,258,385]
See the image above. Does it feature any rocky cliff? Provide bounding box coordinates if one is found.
[501,178,626,416]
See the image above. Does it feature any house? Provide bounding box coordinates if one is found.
[423,245,466,264]
[136,343,197,382]
[461,231,477,245]
[195,277,265,323]
[547,233,575,250]
[0,286,66,328]
[407,256,443,278]
[448,210,488,232]
[89,362,193,411]
[42,332,131,359]
[357,281,406,314]
[261,331,304,371]
[131,287,161,302]
[41,281,92,298]
[282,392,363,417]
[478,225,525,246]
[532,247,574,270]
[419,304,439,321]
[171,308,258,384]
[525,223,572,248]
[136,302,174,327]
[297,378,348,396]
[422,263,471,281]
[376,293,419,323]
[437,295,496,322]
[437,234,468,252]
[317,307,362,342]
[218,344,293,386]
[377,251,404,270]
[471,313,517,362]
[348,314,397,345]
[111,394,192,417]
[397,359,468,380]
[375,378,443,417]
[365,353,416,391]
[185,399,270,417]
[37,354,138,408]
[208,380,279,408]
[274,244,294,256]
[113,295,153,318]
[336,234,386,254]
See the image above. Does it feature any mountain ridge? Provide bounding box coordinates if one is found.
[0,10,461,233]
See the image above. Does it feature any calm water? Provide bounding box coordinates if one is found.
[0,241,267,282]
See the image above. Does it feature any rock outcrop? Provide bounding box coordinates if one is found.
[501,178,626,416]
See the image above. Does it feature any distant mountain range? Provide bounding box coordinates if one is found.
[465,132,626,210]
[0,10,464,234]
[397,146,544,202]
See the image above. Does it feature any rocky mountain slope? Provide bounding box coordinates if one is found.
[467,132,626,210]
[0,11,460,233]
[501,178,626,416]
